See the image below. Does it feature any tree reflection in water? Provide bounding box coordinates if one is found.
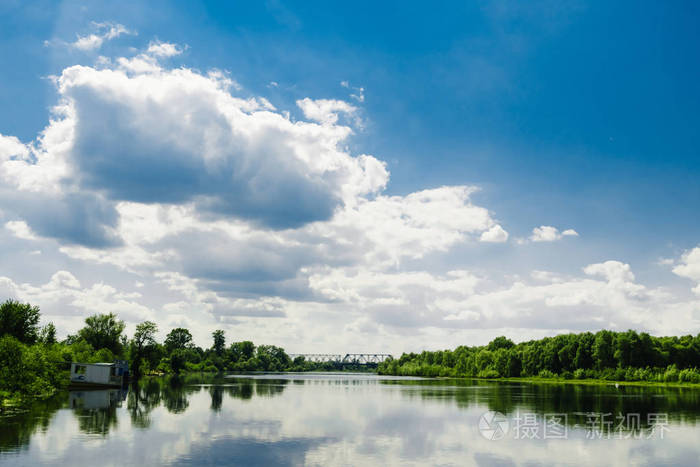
[381,378,700,433]
[0,396,64,453]
[2,374,698,465]
[127,378,162,429]
[69,389,125,436]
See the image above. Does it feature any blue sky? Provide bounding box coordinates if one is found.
[0,1,699,351]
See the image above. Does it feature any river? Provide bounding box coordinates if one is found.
[1,373,699,466]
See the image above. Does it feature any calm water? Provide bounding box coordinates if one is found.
[1,373,699,466]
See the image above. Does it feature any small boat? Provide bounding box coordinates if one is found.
[69,360,129,389]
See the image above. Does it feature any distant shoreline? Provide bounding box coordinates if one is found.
[440,376,700,389]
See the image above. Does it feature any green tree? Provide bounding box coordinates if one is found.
[164,328,193,354]
[593,330,616,369]
[487,336,515,351]
[169,349,188,374]
[0,299,41,344]
[574,332,594,369]
[78,313,125,356]
[520,345,539,376]
[0,335,25,392]
[130,321,158,377]
[212,330,225,356]
[475,349,494,372]
[133,321,158,350]
[39,322,57,345]
[229,341,255,363]
[614,331,634,368]
[493,348,510,377]
[256,345,291,371]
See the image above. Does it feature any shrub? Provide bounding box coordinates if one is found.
[678,368,700,383]
[477,368,501,378]
[663,365,679,382]
[537,369,556,379]
[0,335,25,393]
[0,336,63,400]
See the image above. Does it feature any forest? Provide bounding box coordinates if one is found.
[0,299,330,406]
[378,332,700,383]
[3,298,700,407]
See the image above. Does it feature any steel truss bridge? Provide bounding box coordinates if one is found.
[288,353,393,365]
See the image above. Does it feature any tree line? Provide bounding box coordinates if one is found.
[0,299,329,405]
[4,298,700,406]
[378,331,700,383]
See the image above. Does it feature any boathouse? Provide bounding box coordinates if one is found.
[69,361,129,388]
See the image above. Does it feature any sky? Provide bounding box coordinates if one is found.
[0,0,699,353]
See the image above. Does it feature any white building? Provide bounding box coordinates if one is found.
[69,361,129,388]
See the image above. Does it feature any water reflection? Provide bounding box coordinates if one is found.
[385,378,700,430]
[70,389,126,436]
[0,374,698,466]
[0,397,63,454]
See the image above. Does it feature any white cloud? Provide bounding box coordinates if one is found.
[322,186,500,266]
[530,225,561,242]
[146,40,183,57]
[307,259,698,339]
[340,80,365,102]
[5,220,37,240]
[0,271,154,337]
[296,97,358,125]
[529,225,578,242]
[0,38,698,351]
[673,246,700,295]
[0,44,509,347]
[479,224,509,243]
[0,134,30,160]
[71,22,133,51]
[0,59,388,241]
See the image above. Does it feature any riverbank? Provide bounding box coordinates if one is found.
[459,375,700,389]
[137,370,700,389]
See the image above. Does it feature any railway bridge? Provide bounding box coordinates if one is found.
[288,353,393,365]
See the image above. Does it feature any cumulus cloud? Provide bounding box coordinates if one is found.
[530,225,578,242]
[0,42,511,346]
[0,134,30,160]
[1,37,697,351]
[479,224,509,243]
[673,246,700,295]
[308,259,697,337]
[296,98,358,125]
[321,186,502,267]
[146,40,183,57]
[0,58,389,242]
[0,271,153,337]
[5,221,37,240]
[71,22,133,51]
